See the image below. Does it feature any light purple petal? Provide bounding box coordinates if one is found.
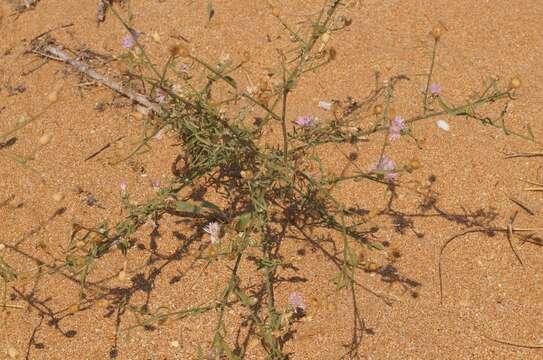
[372,155,398,183]
[429,83,443,96]
[121,31,140,49]
[288,292,305,312]
[120,180,128,193]
[388,116,405,141]
[294,116,317,128]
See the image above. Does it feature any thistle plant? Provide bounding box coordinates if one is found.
[0,1,535,359]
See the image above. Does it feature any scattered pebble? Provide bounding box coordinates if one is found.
[318,100,332,111]
[39,134,52,146]
[436,119,450,131]
[118,270,127,281]
[47,91,58,103]
[52,192,64,202]
[170,340,180,348]
[7,346,19,359]
[151,31,161,43]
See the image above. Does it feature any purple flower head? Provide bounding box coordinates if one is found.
[429,83,443,96]
[151,178,161,191]
[372,155,398,183]
[121,31,140,49]
[388,115,405,141]
[288,292,305,313]
[294,116,317,129]
[155,89,166,104]
[120,180,128,193]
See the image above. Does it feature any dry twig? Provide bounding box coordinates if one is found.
[31,40,161,113]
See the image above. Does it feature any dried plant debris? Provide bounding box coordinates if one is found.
[8,0,40,13]
[96,0,127,23]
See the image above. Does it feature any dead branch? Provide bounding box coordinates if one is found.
[32,41,161,113]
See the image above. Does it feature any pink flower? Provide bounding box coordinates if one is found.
[429,83,443,96]
[151,178,161,191]
[155,90,166,104]
[120,180,128,193]
[288,292,305,313]
[388,115,405,141]
[372,155,398,183]
[121,31,140,49]
[294,116,317,128]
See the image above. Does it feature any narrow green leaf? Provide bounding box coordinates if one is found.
[235,212,252,231]
[201,200,224,216]
[207,0,215,22]
[176,201,202,214]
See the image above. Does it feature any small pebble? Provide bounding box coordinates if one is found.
[436,119,450,131]
[52,192,64,202]
[318,101,332,111]
[39,134,52,146]
[7,347,19,359]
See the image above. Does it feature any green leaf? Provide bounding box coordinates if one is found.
[207,0,215,22]
[235,212,252,231]
[176,201,202,214]
[369,242,384,250]
[234,288,255,307]
[223,75,237,88]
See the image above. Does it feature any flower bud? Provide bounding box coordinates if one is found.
[509,77,521,90]
[430,25,445,40]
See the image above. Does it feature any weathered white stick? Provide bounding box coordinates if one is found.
[35,44,161,113]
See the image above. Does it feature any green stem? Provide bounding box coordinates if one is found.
[423,39,439,113]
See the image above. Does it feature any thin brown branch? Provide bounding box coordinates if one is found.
[483,334,543,349]
[32,42,161,113]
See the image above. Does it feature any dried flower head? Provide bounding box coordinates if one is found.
[388,115,405,141]
[294,115,317,128]
[169,43,190,58]
[429,83,443,96]
[288,292,306,313]
[203,221,221,244]
[373,104,383,116]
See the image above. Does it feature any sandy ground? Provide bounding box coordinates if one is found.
[1,0,543,359]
